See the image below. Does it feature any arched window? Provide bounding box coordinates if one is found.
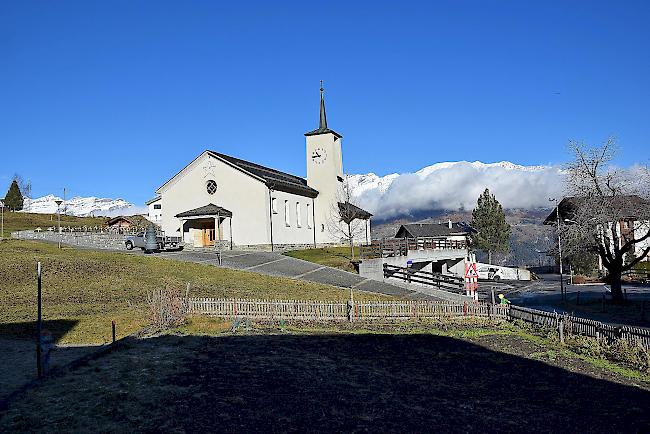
[284,200,290,226]
[296,202,302,227]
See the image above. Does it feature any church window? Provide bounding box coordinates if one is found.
[296,202,302,227]
[284,200,290,226]
[271,197,278,214]
[154,204,161,210]
[321,223,325,232]
[206,180,217,195]
[306,203,312,228]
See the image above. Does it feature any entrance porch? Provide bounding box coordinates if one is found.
[175,204,233,249]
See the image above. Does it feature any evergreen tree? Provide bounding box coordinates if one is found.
[4,180,24,211]
[470,188,511,264]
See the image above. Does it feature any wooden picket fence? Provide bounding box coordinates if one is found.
[186,297,650,349]
[188,298,509,321]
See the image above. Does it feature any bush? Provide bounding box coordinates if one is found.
[147,287,188,330]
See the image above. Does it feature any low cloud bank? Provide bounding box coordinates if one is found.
[349,161,564,220]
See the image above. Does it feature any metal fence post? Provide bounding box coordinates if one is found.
[36,262,42,379]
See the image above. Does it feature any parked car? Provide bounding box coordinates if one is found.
[476,266,505,282]
[124,232,183,252]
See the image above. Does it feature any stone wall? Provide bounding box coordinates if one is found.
[13,231,126,251]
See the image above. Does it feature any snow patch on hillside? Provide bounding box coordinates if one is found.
[22,195,146,217]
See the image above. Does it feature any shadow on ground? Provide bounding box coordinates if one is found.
[1,332,649,432]
[0,319,79,343]
[0,320,98,404]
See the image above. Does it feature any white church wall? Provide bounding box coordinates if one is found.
[269,189,315,246]
[158,152,270,246]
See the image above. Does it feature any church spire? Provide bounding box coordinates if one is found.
[319,80,327,129]
[305,81,342,138]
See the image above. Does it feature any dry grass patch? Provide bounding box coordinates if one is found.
[0,240,390,344]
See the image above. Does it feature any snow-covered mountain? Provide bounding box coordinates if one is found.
[22,195,141,217]
[348,160,563,220]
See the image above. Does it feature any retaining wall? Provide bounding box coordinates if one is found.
[13,230,126,250]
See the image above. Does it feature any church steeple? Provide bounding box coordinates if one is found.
[319,81,327,129]
[305,81,342,138]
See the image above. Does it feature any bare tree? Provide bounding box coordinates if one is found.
[561,138,650,303]
[326,176,370,260]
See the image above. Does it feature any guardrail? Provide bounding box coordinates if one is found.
[382,263,464,292]
[360,237,467,259]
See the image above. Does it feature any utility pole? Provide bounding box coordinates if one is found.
[550,198,565,301]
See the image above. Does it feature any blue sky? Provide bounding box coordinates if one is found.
[1,0,649,204]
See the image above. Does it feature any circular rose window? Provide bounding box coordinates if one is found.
[206,180,217,195]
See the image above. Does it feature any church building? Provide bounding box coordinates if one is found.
[151,86,372,250]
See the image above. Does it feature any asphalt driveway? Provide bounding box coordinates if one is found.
[152,249,431,299]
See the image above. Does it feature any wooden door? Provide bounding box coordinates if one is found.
[202,228,215,247]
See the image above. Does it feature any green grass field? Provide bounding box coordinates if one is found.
[284,246,360,272]
[0,210,106,237]
[0,239,389,344]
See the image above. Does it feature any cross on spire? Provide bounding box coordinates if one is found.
[304,80,342,138]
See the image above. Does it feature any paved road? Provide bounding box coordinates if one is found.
[149,249,436,300]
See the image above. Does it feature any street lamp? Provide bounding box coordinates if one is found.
[54,199,63,248]
[0,200,4,240]
[550,198,565,301]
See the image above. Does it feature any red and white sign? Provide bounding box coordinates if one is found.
[464,253,479,301]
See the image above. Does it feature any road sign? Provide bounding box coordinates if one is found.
[465,262,478,279]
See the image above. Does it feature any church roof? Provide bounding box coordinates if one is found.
[209,151,319,199]
[175,204,233,218]
[304,83,342,138]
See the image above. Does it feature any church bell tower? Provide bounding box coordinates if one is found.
[306,82,344,243]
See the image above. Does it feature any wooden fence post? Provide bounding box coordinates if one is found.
[558,318,565,344]
[491,289,496,305]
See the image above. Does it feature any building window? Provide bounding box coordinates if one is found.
[206,180,217,195]
[271,197,278,214]
[284,200,290,226]
[306,203,312,228]
[296,202,302,227]
[321,223,325,232]
[154,204,161,210]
